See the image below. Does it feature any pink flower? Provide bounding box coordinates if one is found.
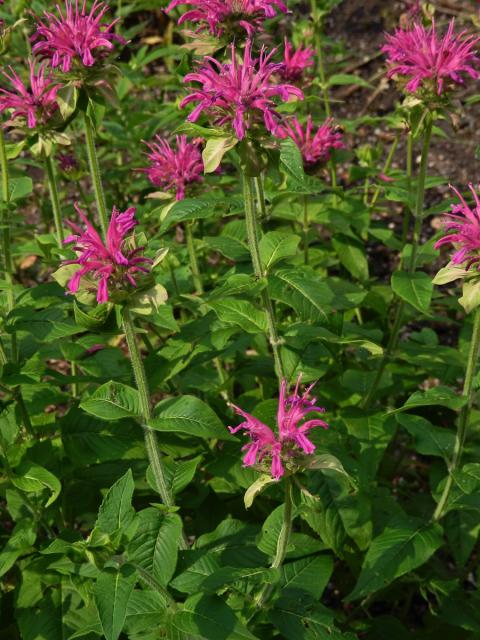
[277,116,344,166]
[165,0,287,38]
[228,376,328,480]
[63,205,152,304]
[181,40,303,141]
[435,183,480,270]
[0,61,60,129]
[142,135,203,200]
[278,38,315,82]
[31,1,125,73]
[382,19,480,95]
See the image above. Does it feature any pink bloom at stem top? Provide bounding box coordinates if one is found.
[278,38,315,83]
[63,205,152,304]
[382,19,480,95]
[181,40,303,140]
[435,183,480,270]
[229,376,328,480]
[166,0,287,38]
[277,116,344,166]
[31,0,125,73]
[0,61,59,129]
[142,134,203,200]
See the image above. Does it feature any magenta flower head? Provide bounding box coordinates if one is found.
[228,376,328,480]
[142,134,203,200]
[434,184,480,270]
[31,1,125,74]
[181,40,303,141]
[0,61,60,129]
[62,205,152,304]
[166,0,287,38]
[277,115,344,167]
[277,38,315,83]
[382,19,480,96]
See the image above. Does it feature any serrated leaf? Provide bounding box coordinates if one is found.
[11,463,61,507]
[95,564,137,640]
[80,381,140,421]
[281,555,334,599]
[95,469,135,535]
[151,395,232,440]
[259,231,300,272]
[346,515,443,601]
[332,234,369,281]
[208,298,268,333]
[391,270,433,313]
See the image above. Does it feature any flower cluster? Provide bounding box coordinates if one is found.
[278,116,344,166]
[229,376,328,480]
[31,0,125,73]
[181,40,303,140]
[63,205,152,303]
[142,135,204,200]
[435,184,480,270]
[0,62,59,129]
[278,39,315,83]
[382,19,480,95]
[166,0,287,38]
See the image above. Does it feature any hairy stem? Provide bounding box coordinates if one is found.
[242,173,285,382]
[433,308,480,521]
[185,222,203,294]
[302,196,309,265]
[83,111,108,237]
[122,307,188,549]
[369,135,400,210]
[44,154,65,247]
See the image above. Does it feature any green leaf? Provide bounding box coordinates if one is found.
[308,453,352,482]
[80,381,140,421]
[0,176,33,201]
[95,564,137,640]
[0,519,36,577]
[281,555,334,599]
[244,474,277,509]
[208,298,268,334]
[147,456,203,496]
[259,231,300,272]
[11,463,61,507]
[201,566,277,593]
[171,593,259,640]
[328,73,372,88]
[202,136,238,173]
[279,139,321,193]
[346,515,443,601]
[95,469,135,535]
[390,386,466,414]
[128,508,182,586]
[124,590,169,635]
[151,395,232,440]
[396,413,455,459]
[391,270,433,313]
[159,197,224,232]
[332,234,369,281]
[270,599,355,640]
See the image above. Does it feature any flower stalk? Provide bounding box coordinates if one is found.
[0,126,16,360]
[242,172,285,381]
[433,308,480,521]
[363,115,433,408]
[122,306,188,549]
[44,154,65,247]
[83,110,108,238]
[185,221,203,294]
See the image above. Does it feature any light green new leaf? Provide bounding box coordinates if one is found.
[203,136,238,173]
[80,381,140,421]
[151,395,233,440]
[391,270,433,314]
[346,515,443,601]
[459,278,480,314]
[95,564,137,640]
[244,474,278,509]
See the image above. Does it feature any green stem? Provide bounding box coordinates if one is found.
[400,131,414,251]
[83,111,108,237]
[433,308,480,521]
[0,127,17,362]
[254,175,268,221]
[302,196,309,265]
[185,222,203,294]
[254,478,293,609]
[122,307,187,549]
[362,117,433,409]
[242,173,284,382]
[369,135,400,210]
[44,154,65,247]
